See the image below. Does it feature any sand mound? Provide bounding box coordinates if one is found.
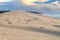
[0,10,60,40]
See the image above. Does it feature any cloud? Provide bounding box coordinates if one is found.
[21,0,49,5]
[28,4,60,17]
[50,1,60,6]
[15,0,49,5]
[38,0,49,2]
[24,4,60,14]
[14,0,60,13]
[21,0,37,5]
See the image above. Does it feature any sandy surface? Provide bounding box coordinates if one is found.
[0,10,60,40]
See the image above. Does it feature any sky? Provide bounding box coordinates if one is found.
[0,0,11,2]
[0,0,60,18]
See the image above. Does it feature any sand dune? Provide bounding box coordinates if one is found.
[0,10,60,40]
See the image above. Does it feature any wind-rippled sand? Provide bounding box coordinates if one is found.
[0,10,60,40]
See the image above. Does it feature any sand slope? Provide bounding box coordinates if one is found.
[0,10,60,40]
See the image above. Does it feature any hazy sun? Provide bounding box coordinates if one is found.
[22,0,37,5]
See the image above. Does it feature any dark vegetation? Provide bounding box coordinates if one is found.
[54,25,60,28]
[0,11,10,13]
[8,22,12,24]
[25,19,32,22]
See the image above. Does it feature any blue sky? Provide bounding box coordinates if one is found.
[0,0,60,17]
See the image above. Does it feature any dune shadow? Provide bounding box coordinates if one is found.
[53,25,60,28]
[0,25,60,37]
[16,26,60,37]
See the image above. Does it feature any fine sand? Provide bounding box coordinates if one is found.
[0,10,60,40]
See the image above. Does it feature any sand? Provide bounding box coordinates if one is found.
[0,10,60,40]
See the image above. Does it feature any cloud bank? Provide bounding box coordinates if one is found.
[15,0,60,17]
[50,1,60,6]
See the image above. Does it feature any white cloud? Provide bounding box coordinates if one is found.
[38,0,49,2]
[50,1,60,6]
